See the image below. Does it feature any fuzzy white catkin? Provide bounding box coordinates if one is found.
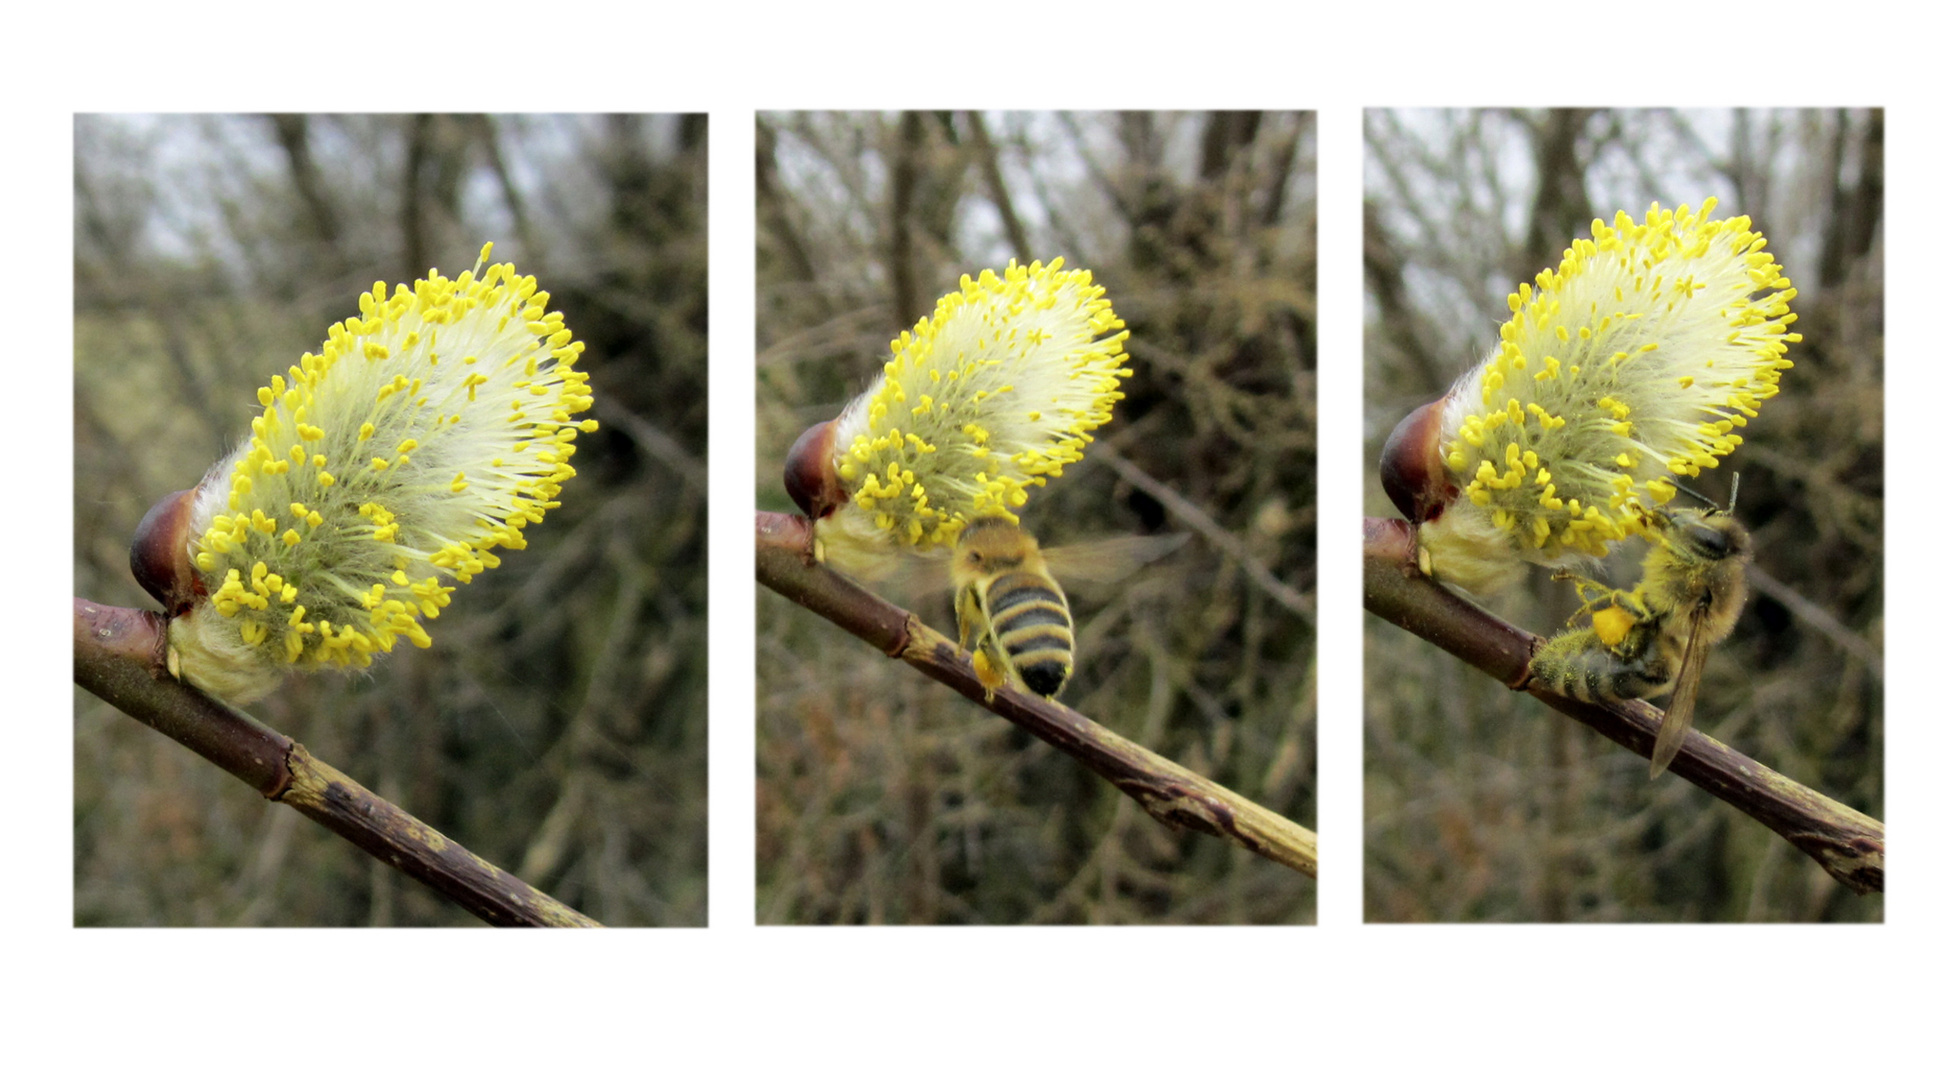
[167,246,596,703]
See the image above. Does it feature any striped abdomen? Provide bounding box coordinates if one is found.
[985,571,1073,697]
[1528,626,1677,704]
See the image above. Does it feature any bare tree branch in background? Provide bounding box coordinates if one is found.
[1362,199,1447,397]
[887,112,971,328]
[1094,444,1312,624]
[964,110,1032,259]
[1818,109,1883,289]
[265,113,348,282]
[475,116,539,261]
[756,117,820,291]
[401,113,470,280]
[1517,107,1597,275]
[888,111,927,328]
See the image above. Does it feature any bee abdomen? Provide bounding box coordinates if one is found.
[988,573,1073,697]
[1529,628,1676,703]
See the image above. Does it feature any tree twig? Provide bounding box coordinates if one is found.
[1362,517,1884,895]
[1092,443,1314,624]
[964,110,1032,259]
[1746,563,1883,682]
[756,511,1318,879]
[73,597,602,927]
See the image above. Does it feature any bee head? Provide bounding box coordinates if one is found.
[1663,508,1750,563]
[954,516,1034,573]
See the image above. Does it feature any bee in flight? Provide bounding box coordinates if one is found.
[951,517,1076,700]
[1526,505,1752,777]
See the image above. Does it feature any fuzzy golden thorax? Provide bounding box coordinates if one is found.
[1638,507,1752,648]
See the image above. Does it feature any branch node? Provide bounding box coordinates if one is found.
[1137,786,1236,840]
[879,612,915,659]
[263,742,300,802]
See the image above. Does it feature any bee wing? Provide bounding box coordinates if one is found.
[1649,610,1712,778]
[892,533,1186,601]
[1041,533,1189,589]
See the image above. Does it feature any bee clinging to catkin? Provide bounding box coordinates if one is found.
[1377,199,1801,777]
[1527,503,1751,776]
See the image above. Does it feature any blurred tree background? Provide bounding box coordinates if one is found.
[74,114,708,926]
[757,111,1316,924]
[1364,108,1883,922]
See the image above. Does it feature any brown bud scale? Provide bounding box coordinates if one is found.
[783,419,846,520]
[1380,396,1457,525]
[130,489,204,616]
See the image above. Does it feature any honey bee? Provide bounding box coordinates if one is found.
[952,517,1076,700]
[1526,506,1752,777]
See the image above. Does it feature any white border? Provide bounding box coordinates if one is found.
[15,3,1938,1073]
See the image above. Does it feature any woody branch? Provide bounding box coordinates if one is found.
[1363,516,1883,895]
[73,597,601,927]
[757,511,1317,879]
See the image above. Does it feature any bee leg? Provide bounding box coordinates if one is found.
[1590,605,1637,650]
[1568,582,1649,632]
[971,644,1006,702]
[1607,649,1676,700]
[1609,587,1652,621]
[953,587,982,651]
[1585,588,1654,651]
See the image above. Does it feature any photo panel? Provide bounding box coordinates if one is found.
[756,110,1318,924]
[1362,107,1884,922]
[73,113,709,926]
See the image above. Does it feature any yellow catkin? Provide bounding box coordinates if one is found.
[170,244,600,701]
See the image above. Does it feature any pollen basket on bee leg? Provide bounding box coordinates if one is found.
[1592,605,1636,648]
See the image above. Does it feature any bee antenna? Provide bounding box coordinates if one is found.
[1667,476,1726,513]
[1727,472,1740,515]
